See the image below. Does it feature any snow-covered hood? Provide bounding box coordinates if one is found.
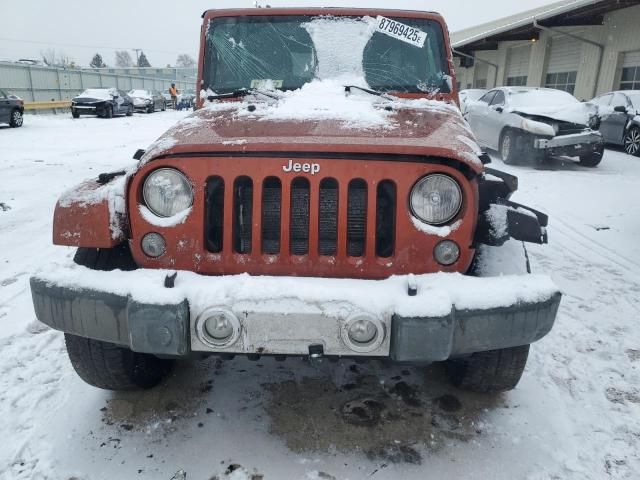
[132,97,151,105]
[73,96,109,104]
[141,88,483,173]
[510,102,597,126]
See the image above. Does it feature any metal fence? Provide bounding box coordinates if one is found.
[0,62,195,102]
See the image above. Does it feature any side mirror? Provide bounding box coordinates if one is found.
[495,106,503,113]
[614,105,628,113]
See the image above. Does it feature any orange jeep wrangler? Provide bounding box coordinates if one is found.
[30,8,561,393]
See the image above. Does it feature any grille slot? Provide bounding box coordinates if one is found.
[318,178,338,256]
[205,173,399,262]
[289,177,310,255]
[557,121,586,135]
[376,180,396,258]
[347,179,367,257]
[205,176,225,253]
[261,177,282,254]
[233,176,253,254]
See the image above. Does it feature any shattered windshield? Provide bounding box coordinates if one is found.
[203,15,450,95]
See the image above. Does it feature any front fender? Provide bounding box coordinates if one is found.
[53,174,128,248]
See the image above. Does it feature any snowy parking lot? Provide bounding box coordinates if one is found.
[1,112,639,480]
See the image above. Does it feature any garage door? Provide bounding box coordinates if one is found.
[620,51,640,90]
[474,62,488,89]
[506,45,531,86]
[545,36,581,94]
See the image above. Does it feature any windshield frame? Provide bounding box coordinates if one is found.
[197,8,455,105]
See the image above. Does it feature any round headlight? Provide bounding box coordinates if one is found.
[143,168,193,217]
[410,174,462,225]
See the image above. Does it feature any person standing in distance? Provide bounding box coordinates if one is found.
[169,83,179,109]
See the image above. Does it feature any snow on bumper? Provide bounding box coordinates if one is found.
[30,262,561,361]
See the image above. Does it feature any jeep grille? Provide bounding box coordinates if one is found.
[205,175,397,259]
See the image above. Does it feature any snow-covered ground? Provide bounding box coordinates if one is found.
[1,113,639,480]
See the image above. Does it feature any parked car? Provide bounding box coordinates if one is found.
[465,87,604,167]
[31,8,560,395]
[459,88,486,114]
[128,89,166,113]
[590,90,640,156]
[71,88,133,119]
[161,92,174,108]
[0,89,24,128]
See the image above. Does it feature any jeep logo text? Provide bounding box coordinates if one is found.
[283,160,320,175]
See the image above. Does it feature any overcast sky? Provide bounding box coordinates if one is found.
[0,0,559,67]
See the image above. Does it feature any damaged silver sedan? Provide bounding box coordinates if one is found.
[465,87,604,167]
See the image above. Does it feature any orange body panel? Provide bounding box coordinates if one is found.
[128,156,478,279]
[53,180,127,248]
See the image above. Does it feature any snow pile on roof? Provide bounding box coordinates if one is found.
[76,88,116,100]
[129,89,151,99]
[35,258,559,319]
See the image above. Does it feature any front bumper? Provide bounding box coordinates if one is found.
[30,266,561,362]
[534,131,603,157]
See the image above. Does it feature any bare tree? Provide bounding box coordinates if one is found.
[115,50,133,68]
[40,48,57,66]
[41,49,74,68]
[176,54,196,68]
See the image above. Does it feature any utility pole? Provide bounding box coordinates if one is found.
[133,48,142,66]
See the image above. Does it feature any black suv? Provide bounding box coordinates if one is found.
[0,89,24,128]
[591,90,640,156]
[71,88,133,119]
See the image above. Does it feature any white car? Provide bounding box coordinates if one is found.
[128,89,166,113]
[458,89,486,114]
[465,87,604,167]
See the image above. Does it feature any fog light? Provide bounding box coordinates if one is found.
[348,319,378,344]
[195,308,241,348]
[434,240,460,266]
[341,314,385,353]
[205,315,234,340]
[141,232,166,258]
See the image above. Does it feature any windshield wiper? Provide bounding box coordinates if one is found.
[344,85,393,100]
[207,88,280,101]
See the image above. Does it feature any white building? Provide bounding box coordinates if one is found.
[452,0,640,100]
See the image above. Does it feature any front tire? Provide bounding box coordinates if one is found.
[446,344,530,393]
[67,244,173,391]
[501,129,546,166]
[624,126,640,157]
[103,105,113,119]
[65,334,174,391]
[72,109,80,119]
[9,109,23,128]
[579,144,604,167]
[126,105,133,117]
